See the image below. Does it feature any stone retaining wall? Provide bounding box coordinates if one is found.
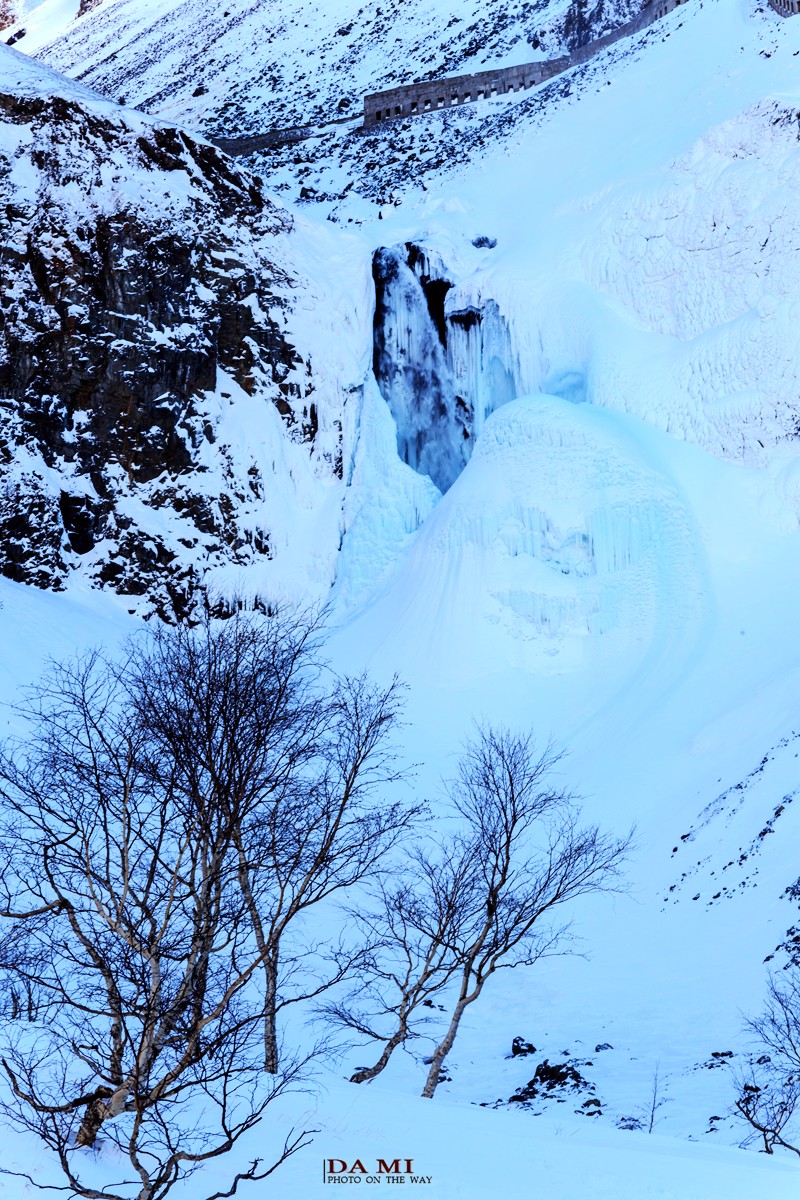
[209,127,312,155]
[363,0,688,127]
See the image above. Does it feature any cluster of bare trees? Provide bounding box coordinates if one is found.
[0,609,630,1199]
[0,613,412,1200]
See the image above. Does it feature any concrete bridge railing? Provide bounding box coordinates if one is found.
[362,0,690,128]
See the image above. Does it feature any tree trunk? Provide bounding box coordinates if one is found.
[236,845,280,1073]
[263,951,279,1074]
[421,995,470,1099]
[350,1019,408,1084]
[75,1085,126,1146]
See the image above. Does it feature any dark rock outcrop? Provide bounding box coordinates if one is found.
[0,85,322,619]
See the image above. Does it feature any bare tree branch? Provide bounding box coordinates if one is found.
[734,971,800,1157]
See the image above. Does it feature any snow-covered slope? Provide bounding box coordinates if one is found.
[33,0,640,134]
[2,1060,800,1199]
[4,0,800,1193]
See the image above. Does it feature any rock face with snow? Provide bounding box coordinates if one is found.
[5,0,800,628]
[0,48,332,618]
[0,5,15,35]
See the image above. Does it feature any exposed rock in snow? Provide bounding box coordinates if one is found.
[0,45,340,618]
[0,4,18,35]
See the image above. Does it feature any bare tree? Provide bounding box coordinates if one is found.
[745,971,800,1070]
[326,836,482,1084]
[420,727,630,1098]
[618,1064,671,1133]
[0,649,309,1200]
[734,970,800,1157]
[330,727,630,1096]
[734,1072,800,1157]
[0,610,415,1198]
[640,1062,671,1133]
[127,614,416,1074]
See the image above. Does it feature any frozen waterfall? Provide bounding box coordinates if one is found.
[372,243,519,492]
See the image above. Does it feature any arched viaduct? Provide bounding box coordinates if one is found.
[362,0,702,128]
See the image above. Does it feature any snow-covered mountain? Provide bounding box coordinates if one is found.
[30,0,641,131]
[3,0,800,1195]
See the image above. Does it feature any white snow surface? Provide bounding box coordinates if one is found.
[5,0,111,56]
[4,0,800,1196]
[0,37,105,101]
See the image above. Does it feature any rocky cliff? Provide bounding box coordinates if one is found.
[0,47,339,620]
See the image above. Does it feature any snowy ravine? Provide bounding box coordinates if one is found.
[2,0,800,1196]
